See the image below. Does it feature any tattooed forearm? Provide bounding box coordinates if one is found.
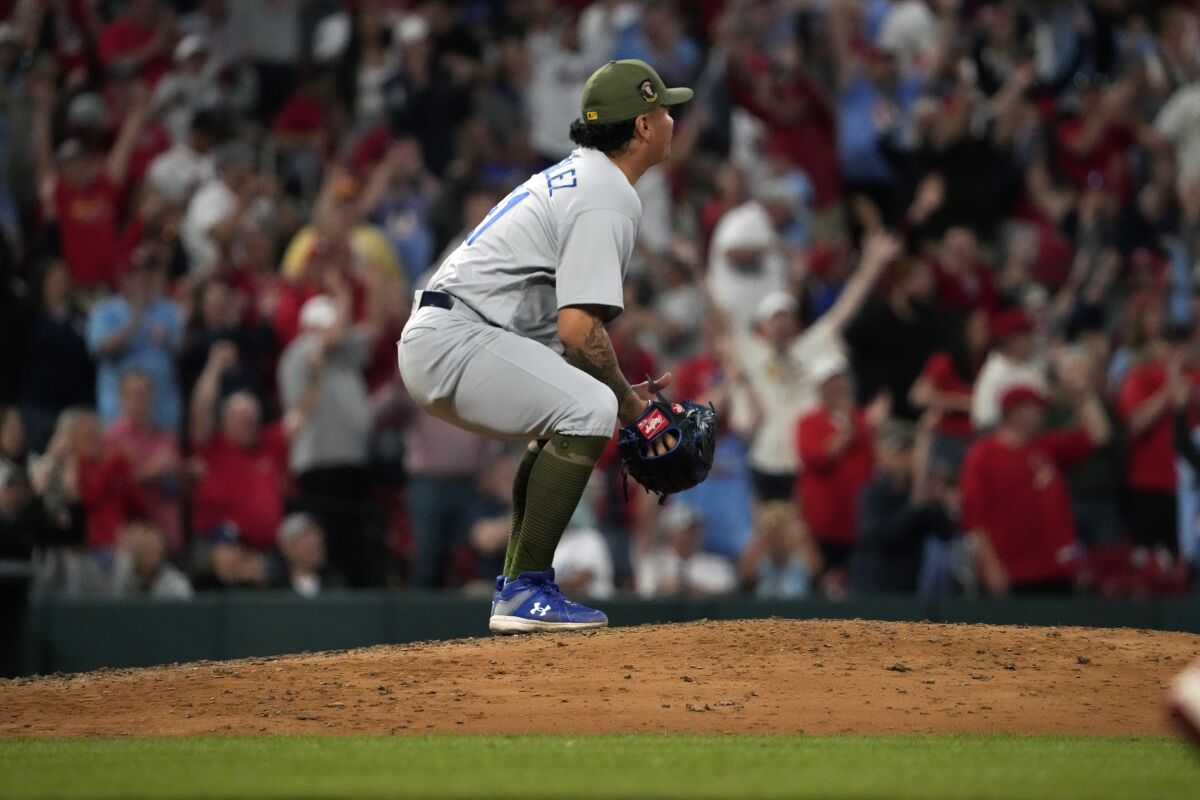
[562,315,640,422]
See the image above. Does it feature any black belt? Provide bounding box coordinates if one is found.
[418,290,455,310]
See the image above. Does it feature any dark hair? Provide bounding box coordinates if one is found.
[568,117,636,154]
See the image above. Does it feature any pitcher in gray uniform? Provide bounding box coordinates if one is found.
[397,60,691,632]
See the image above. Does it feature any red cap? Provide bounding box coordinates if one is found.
[991,309,1033,341]
[999,384,1047,416]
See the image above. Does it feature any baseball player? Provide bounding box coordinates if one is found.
[398,60,693,633]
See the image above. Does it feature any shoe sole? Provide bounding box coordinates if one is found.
[1168,664,1200,747]
[488,615,608,634]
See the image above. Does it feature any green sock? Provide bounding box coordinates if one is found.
[508,433,607,577]
[503,440,543,578]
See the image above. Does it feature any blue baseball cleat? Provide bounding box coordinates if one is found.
[489,568,608,634]
[490,574,505,616]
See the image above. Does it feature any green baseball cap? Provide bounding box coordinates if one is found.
[580,59,693,124]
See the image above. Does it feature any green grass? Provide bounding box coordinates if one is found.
[0,734,1197,800]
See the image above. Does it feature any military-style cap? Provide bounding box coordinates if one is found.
[580,59,693,124]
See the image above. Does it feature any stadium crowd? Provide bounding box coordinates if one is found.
[0,0,1198,601]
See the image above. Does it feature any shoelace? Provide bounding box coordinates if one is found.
[537,578,576,606]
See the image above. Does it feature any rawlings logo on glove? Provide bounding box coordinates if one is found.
[617,377,718,503]
[636,409,670,439]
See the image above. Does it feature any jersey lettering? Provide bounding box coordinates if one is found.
[543,157,578,197]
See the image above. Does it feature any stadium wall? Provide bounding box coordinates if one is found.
[7,589,1200,677]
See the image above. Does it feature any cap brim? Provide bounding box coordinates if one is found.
[662,87,693,106]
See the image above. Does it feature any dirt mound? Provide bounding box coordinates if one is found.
[3,619,1198,738]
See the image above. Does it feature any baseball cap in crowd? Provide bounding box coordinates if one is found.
[108,58,140,81]
[876,419,916,450]
[174,33,209,63]
[299,295,337,331]
[277,513,321,548]
[580,59,692,124]
[660,503,702,533]
[754,174,809,213]
[753,290,799,325]
[999,384,1048,416]
[990,308,1033,341]
[0,23,20,46]
[203,520,243,544]
[67,93,110,131]
[214,141,254,171]
[55,138,86,163]
[809,351,850,385]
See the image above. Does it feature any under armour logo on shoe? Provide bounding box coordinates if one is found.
[530,602,550,617]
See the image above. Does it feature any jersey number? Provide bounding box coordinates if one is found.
[464,158,579,246]
[466,189,529,246]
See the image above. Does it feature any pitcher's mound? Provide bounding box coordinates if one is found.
[4,619,1198,737]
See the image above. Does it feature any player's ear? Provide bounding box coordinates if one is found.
[635,113,651,141]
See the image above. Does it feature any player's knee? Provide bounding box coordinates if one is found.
[593,389,619,432]
[567,388,618,435]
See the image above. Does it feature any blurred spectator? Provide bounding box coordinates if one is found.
[182,142,276,277]
[151,35,256,145]
[189,343,288,552]
[828,0,924,226]
[110,520,192,599]
[145,107,219,204]
[1118,327,1199,554]
[0,460,41,560]
[909,308,989,466]
[672,318,754,557]
[706,176,802,332]
[932,228,1001,314]
[738,500,817,599]
[103,371,181,550]
[1172,362,1200,569]
[971,309,1045,430]
[276,171,404,342]
[1050,345,1125,549]
[551,481,615,599]
[30,73,149,289]
[961,384,1111,595]
[731,231,900,502]
[466,449,515,586]
[189,520,274,591]
[177,277,274,413]
[98,0,174,86]
[86,260,182,430]
[229,0,305,122]
[275,513,343,598]
[526,10,607,162]
[845,253,943,420]
[796,354,887,584]
[28,407,146,550]
[1,405,27,475]
[374,376,494,587]
[852,418,958,594]
[358,139,435,287]
[278,290,379,587]
[17,260,95,450]
[634,503,737,598]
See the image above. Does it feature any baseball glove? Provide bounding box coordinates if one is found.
[617,379,717,503]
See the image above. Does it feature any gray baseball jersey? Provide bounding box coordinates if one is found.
[426,147,640,351]
[397,147,640,441]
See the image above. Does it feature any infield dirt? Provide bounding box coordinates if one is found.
[3,619,1197,738]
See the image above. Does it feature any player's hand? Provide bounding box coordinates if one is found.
[631,372,673,404]
[630,373,678,455]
